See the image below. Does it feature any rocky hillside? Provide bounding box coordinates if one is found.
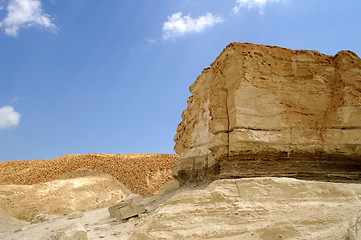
[174,42,361,183]
[0,153,179,196]
[0,169,132,221]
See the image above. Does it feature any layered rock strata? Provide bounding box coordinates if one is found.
[132,178,361,239]
[174,43,361,183]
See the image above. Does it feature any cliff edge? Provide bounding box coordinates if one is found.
[174,42,361,183]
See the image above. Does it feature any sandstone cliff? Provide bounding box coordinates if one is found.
[174,43,361,183]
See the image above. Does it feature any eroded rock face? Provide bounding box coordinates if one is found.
[131,178,361,239]
[174,42,361,183]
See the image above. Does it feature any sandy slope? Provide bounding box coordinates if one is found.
[0,153,179,196]
[0,169,132,221]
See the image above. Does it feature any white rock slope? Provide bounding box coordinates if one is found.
[132,178,361,239]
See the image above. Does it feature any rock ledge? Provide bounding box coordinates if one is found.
[174,42,361,183]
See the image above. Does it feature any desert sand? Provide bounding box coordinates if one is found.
[0,153,179,196]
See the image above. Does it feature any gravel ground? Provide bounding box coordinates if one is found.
[0,153,179,196]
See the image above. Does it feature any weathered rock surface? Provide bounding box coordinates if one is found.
[1,204,142,240]
[158,179,180,195]
[132,177,361,239]
[55,223,88,240]
[3,177,361,240]
[31,214,60,224]
[0,213,29,238]
[0,169,131,221]
[108,194,146,220]
[174,42,361,183]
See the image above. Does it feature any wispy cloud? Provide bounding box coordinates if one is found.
[162,12,223,40]
[0,0,57,37]
[0,106,21,129]
[233,0,282,14]
[145,37,157,45]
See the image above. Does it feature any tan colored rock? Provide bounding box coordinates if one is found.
[67,212,85,220]
[108,194,146,220]
[31,214,59,224]
[55,223,88,240]
[131,178,361,239]
[158,180,180,195]
[0,213,29,238]
[174,42,361,183]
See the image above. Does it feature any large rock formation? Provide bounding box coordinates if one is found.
[174,43,361,183]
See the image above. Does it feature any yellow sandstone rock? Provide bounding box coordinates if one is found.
[174,43,361,183]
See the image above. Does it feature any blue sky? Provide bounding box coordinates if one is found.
[0,0,360,161]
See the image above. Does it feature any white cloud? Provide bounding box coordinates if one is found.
[0,106,21,129]
[0,0,57,37]
[162,12,223,40]
[145,37,157,45]
[233,0,281,14]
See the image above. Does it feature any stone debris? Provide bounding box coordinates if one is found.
[54,223,88,240]
[67,212,85,220]
[108,194,146,220]
[31,214,60,224]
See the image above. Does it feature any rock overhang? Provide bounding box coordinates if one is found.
[174,42,361,184]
